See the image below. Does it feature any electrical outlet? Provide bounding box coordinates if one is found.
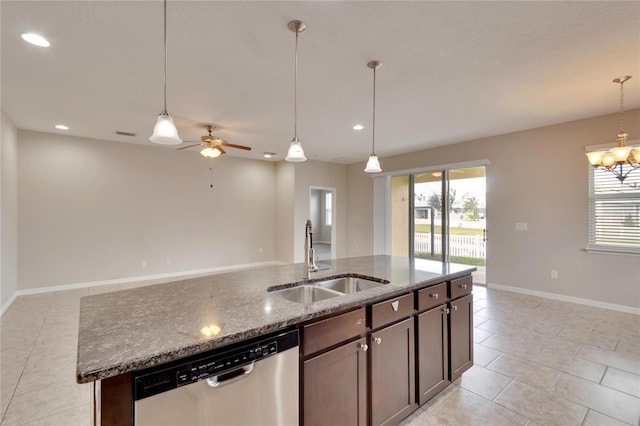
[165,258,171,265]
[551,270,558,279]
[515,222,528,231]
[141,260,147,268]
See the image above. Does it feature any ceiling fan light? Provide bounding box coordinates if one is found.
[150,113,182,145]
[631,148,640,164]
[364,155,382,173]
[285,139,306,162]
[200,146,224,158]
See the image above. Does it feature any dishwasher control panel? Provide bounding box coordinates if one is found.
[133,328,298,400]
[175,341,277,386]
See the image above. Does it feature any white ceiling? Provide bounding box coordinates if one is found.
[2,1,639,164]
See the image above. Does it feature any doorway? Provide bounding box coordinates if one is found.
[390,166,486,284]
[309,187,336,261]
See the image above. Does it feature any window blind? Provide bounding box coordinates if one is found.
[589,164,640,253]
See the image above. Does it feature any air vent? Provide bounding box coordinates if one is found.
[116,131,137,137]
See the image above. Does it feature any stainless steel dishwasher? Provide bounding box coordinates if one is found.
[132,328,299,426]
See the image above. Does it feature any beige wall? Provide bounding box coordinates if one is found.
[18,130,277,290]
[1,111,18,309]
[347,109,640,309]
[275,161,295,263]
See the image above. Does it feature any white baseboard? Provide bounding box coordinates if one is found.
[487,283,640,315]
[1,260,285,316]
[1,292,18,317]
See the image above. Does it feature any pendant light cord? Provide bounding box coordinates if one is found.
[372,65,376,155]
[162,0,168,114]
[294,29,299,139]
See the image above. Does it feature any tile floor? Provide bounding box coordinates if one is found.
[1,283,639,425]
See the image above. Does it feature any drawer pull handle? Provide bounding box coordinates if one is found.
[459,284,468,289]
[374,337,382,345]
[356,318,365,325]
[391,301,399,312]
[441,307,450,314]
[430,293,439,299]
[359,343,368,352]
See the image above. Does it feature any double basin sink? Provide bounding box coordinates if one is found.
[269,276,389,304]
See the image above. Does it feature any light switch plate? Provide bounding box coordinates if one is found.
[515,222,528,231]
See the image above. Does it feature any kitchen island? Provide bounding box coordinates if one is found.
[77,255,475,425]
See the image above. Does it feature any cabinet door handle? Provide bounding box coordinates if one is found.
[459,284,468,289]
[441,307,450,314]
[374,337,382,345]
[453,305,458,311]
[359,343,368,352]
[356,318,365,325]
[430,293,439,299]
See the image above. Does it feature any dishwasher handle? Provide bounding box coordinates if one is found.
[206,362,255,388]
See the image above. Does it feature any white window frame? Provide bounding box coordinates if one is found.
[586,140,640,256]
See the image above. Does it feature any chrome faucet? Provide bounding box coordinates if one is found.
[304,219,319,279]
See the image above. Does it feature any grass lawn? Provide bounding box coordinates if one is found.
[415,224,483,236]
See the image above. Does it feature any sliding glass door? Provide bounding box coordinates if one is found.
[389,166,486,284]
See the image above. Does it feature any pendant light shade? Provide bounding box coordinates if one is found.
[365,155,382,173]
[286,137,306,162]
[365,60,382,173]
[149,0,182,146]
[285,20,307,162]
[150,113,182,145]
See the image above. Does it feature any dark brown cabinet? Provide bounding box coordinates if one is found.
[449,293,473,380]
[370,317,416,426]
[303,337,368,426]
[300,274,474,425]
[416,304,449,405]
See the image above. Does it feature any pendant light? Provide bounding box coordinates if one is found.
[285,20,307,162]
[365,60,382,173]
[149,0,182,145]
[586,76,639,182]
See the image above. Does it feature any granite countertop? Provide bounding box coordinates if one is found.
[76,255,475,383]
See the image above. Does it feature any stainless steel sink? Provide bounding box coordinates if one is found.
[317,276,387,294]
[270,285,344,304]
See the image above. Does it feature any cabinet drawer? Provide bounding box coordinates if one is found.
[370,293,414,330]
[303,308,367,356]
[449,275,472,300]
[417,283,447,312]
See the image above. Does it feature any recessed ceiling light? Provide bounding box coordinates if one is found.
[353,124,364,130]
[21,33,50,47]
[263,152,276,158]
[54,124,69,130]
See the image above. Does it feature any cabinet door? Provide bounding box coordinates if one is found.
[450,294,473,380]
[417,305,450,405]
[303,337,368,426]
[371,318,417,426]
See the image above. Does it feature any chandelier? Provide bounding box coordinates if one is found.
[586,76,639,183]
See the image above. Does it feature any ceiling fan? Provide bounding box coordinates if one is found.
[177,125,252,158]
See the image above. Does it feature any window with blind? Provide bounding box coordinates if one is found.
[588,164,640,254]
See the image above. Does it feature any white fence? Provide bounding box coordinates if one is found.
[415,233,485,258]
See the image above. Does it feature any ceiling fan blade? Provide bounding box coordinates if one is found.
[176,144,201,150]
[219,141,252,151]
